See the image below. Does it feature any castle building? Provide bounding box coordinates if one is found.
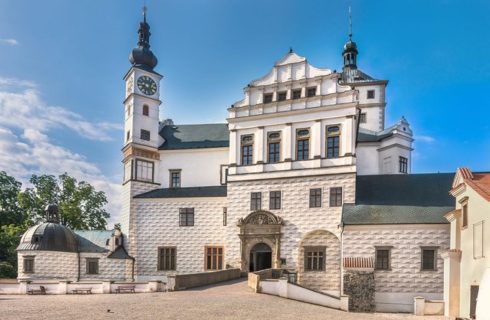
[16,10,455,313]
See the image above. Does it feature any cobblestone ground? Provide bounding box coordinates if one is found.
[0,279,445,320]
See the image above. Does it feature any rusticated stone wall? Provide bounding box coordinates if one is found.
[343,271,376,312]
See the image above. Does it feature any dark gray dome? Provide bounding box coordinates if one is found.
[17,222,78,252]
[129,47,158,69]
[343,39,358,54]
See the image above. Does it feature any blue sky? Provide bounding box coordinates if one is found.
[0,0,488,220]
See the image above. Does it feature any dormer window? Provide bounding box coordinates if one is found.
[307,87,317,97]
[263,93,273,104]
[142,104,149,116]
[292,89,302,99]
[277,91,287,101]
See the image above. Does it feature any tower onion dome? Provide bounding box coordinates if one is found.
[129,6,158,70]
[17,205,78,253]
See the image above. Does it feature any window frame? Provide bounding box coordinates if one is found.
[267,131,281,163]
[326,125,341,159]
[240,135,254,166]
[157,246,177,271]
[140,129,151,141]
[250,192,262,211]
[296,128,310,161]
[223,207,227,226]
[306,87,317,97]
[269,191,281,210]
[292,89,302,99]
[473,221,485,259]
[367,90,375,99]
[142,104,149,116]
[263,93,273,104]
[86,258,99,275]
[461,198,469,229]
[23,256,35,273]
[399,156,408,174]
[329,187,343,207]
[126,130,130,142]
[420,246,438,271]
[359,113,367,123]
[179,208,195,227]
[309,188,322,208]
[135,159,154,183]
[304,246,326,272]
[375,247,392,271]
[169,169,181,188]
[205,246,224,271]
[277,91,287,101]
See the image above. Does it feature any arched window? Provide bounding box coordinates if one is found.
[142,105,149,116]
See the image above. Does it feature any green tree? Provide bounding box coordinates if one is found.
[18,173,110,230]
[0,171,24,226]
[0,224,25,278]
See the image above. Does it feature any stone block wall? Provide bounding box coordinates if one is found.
[17,251,78,281]
[343,271,376,312]
[78,253,127,281]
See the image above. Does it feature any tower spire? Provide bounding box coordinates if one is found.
[342,6,358,71]
[143,4,147,23]
[348,6,352,40]
[129,4,158,70]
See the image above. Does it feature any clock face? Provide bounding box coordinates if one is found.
[137,76,157,96]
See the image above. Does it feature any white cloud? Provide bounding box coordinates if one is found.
[0,77,122,226]
[415,135,436,143]
[0,38,19,46]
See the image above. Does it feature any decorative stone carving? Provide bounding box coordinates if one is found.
[237,210,283,226]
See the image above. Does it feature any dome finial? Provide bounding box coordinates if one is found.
[348,6,353,40]
[143,3,148,23]
[45,204,59,224]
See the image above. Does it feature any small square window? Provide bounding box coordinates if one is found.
[23,257,34,273]
[367,90,375,99]
[359,113,367,123]
[251,192,262,210]
[329,187,342,207]
[375,248,391,270]
[169,170,181,188]
[158,247,176,271]
[140,129,151,141]
[277,91,287,101]
[292,89,302,99]
[421,248,437,271]
[269,191,281,210]
[263,93,273,104]
[309,188,322,208]
[86,258,99,275]
[304,247,325,271]
[306,87,317,97]
[205,246,224,271]
[179,208,194,226]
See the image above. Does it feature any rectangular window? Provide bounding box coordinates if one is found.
[367,89,375,99]
[421,248,437,271]
[306,87,317,97]
[158,247,176,271]
[292,89,302,99]
[399,156,408,174]
[126,130,130,142]
[375,248,391,270]
[462,203,468,228]
[329,187,343,207]
[277,91,287,101]
[135,160,154,183]
[205,246,223,270]
[474,221,484,259]
[326,125,341,158]
[140,129,151,141]
[223,207,227,226]
[23,256,34,273]
[179,208,194,227]
[169,170,181,188]
[86,258,99,275]
[296,129,310,160]
[123,161,132,182]
[267,131,281,163]
[251,192,262,210]
[304,247,325,271]
[263,93,273,104]
[359,113,367,123]
[241,135,253,165]
[269,191,281,210]
[309,188,322,208]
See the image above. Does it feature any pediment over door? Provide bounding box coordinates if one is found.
[237,210,283,226]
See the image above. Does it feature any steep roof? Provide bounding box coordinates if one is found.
[135,186,227,199]
[451,168,490,201]
[74,230,114,253]
[159,123,229,150]
[342,173,455,225]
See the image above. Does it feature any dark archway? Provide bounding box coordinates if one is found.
[249,242,272,272]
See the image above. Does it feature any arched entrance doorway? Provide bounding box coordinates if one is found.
[249,243,272,272]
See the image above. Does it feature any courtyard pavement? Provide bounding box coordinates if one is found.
[0,279,445,320]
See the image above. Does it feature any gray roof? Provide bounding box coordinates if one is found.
[135,186,227,199]
[74,230,113,253]
[342,173,455,225]
[357,127,394,143]
[107,246,133,260]
[17,223,78,252]
[340,68,377,84]
[159,123,229,150]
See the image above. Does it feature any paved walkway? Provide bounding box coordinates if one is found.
[0,279,444,320]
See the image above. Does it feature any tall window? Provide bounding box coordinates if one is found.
[326,126,341,158]
[241,135,253,165]
[296,129,310,160]
[135,160,154,182]
[179,208,194,227]
[263,93,273,104]
[142,104,149,116]
[306,87,317,97]
[367,90,375,99]
[126,130,130,142]
[329,187,343,207]
[462,202,468,228]
[268,132,281,163]
[86,258,99,274]
[375,247,391,270]
[421,247,437,271]
[251,192,262,210]
[169,170,181,188]
[399,156,408,174]
[277,91,287,101]
[158,247,176,271]
[309,188,322,208]
[269,191,281,210]
[205,246,223,270]
[23,256,34,273]
[292,89,302,99]
[140,129,151,141]
[223,207,227,226]
[304,247,325,271]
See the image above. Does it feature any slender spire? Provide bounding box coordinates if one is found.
[129,3,158,70]
[348,6,352,40]
[143,4,147,23]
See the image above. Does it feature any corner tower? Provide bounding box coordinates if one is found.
[121,7,162,244]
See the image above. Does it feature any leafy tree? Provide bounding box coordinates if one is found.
[0,171,24,226]
[0,224,25,278]
[19,173,110,230]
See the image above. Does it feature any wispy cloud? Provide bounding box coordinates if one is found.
[415,135,435,143]
[0,77,122,225]
[0,38,19,46]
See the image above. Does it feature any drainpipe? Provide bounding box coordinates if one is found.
[339,221,345,295]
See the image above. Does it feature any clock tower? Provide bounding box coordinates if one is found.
[121,7,162,252]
